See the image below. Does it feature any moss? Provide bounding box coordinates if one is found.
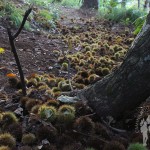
[21,133,36,145]
[127,143,147,150]
[0,133,16,148]
[38,105,57,122]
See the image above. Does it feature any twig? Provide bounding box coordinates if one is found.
[13,8,32,39]
[73,130,108,143]
[101,118,127,134]
[81,113,96,118]
[7,8,32,96]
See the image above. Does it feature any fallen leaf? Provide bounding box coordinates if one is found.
[6,73,16,78]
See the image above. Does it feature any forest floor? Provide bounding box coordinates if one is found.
[0,2,145,150]
[0,6,98,88]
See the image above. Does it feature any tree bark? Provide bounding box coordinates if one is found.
[81,0,99,9]
[78,13,150,120]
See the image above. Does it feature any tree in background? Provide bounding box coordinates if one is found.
[121,0,126,8]
[81,0,99,9]
[138,0,140,9]
[144,0,150,12]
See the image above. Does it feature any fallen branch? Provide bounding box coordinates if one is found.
[7,7,32,96]
[101,118,127,134]
[73,130,108,143]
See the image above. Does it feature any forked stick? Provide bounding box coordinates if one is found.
[7,8,32,96]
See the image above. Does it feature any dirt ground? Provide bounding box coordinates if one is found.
[0,6,99,93]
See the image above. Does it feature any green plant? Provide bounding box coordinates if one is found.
[107,0,118,13]
[121,18,131,25]
[61,0,80,8]
[27,0,50,8]
[100,7,146,25]
[2,1,30,29]
[133,15,146,35]
[127,143,147,150]
[0,133,16,148]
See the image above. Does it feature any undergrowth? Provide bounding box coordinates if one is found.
[0,0,30,30]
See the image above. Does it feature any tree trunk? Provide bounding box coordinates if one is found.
[138,0,140,9]
[144,0,150,11]
[81,0,99,9]
[78,13,150,120]
[121,0,126,8]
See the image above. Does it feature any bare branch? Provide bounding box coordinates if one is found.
[7,7,32,96]
[13,8,32,39]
